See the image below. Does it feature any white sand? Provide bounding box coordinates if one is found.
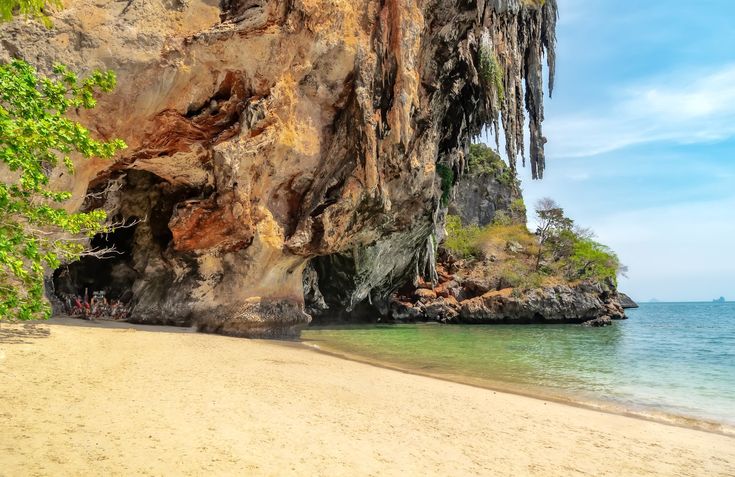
[1,317,733,476]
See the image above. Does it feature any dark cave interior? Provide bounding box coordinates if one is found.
[52,219,140,302]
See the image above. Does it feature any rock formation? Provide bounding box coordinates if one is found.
[1,0,557,337]
[618,293,639,309]
[385,160,626,326]
[447,145,525,227]
[391,272,625,325]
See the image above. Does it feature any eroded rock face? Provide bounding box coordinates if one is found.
[389,257,627,325]
[457,283,626,324]
[1,0,557,337]
[448,172,523,227]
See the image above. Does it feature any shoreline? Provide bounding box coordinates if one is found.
[2,317,734,475]
[9,316,735,435]
[299,339,735,438]
[8,316,734,435]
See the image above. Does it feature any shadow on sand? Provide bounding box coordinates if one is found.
[43,316,197,334]
[2,316,197,345]
[0,322,51,344]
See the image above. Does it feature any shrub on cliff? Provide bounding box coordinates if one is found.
[436,163,455,206]
[444,215,482,258]
[467,144,517,187]
[0,0,60,26]
[443,202,625,292]
[478,47,505,102]
[0,60,126,320]
[444,215,537,259]
[509,198,526,221]
[565,238,621,285]
[533,198,624,285]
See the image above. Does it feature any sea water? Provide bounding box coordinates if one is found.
[303,302,735,430]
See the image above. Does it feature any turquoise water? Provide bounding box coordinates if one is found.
[303,302,735,429]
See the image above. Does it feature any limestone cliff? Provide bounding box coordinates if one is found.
[448,143,525,226]
[1,0,557,337]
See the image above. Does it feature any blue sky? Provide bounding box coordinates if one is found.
[514,0,735,302]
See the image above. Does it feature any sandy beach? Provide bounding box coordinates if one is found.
[1,318,733,476]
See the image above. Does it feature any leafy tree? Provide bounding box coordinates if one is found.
[0,60,126,320]
[509,197,526,221]
[566,238,621,285]
[534,197,573,269]
[0,0,61,26]
[533,198,625,283]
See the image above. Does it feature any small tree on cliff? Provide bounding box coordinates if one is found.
[534,197,573,270]
[0,60,126,320]
[534,197,627,283]
[565,237,622,285]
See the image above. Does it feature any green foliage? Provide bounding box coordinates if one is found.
[443,197,624,294]
[444,214,537,261]
[436,163,455,207]
[506,270,544,295]
[481,223,538,254]
[0,0,62,26]
[479,47,504,101]
[0,60,126,320]
[533,197,573,270]
[444,215,482,259]
[542,228,576,267]
[467,143,500,172]
[491,210,513,226]
[566,238,621,285]
[535,198,574,240]
[444,214,549,292]
[467,143,516,187]
[509,197,526,220]
[533,198,623,284]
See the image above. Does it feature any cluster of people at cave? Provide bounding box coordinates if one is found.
[59,290,131,321]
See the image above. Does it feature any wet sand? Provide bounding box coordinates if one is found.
[1,317,733,476]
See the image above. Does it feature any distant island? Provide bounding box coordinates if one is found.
[713,297,727,303]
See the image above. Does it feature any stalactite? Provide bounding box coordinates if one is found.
[471,0,557,180]
[0,0,559,327]
[419,0,557,292]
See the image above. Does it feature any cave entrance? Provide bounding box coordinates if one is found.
[50,169,208,317]
[52,218,140,305]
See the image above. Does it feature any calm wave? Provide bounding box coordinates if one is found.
[303,302,735,430]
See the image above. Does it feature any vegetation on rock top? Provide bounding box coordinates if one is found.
[466,143,518,188]
[444,197,624,292]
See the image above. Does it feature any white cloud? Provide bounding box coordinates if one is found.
[586,197,735,301]
[546,64,735,157]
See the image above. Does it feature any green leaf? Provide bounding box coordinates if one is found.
[0,60,126,321]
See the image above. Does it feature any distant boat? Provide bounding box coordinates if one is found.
[713,297,726,303]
